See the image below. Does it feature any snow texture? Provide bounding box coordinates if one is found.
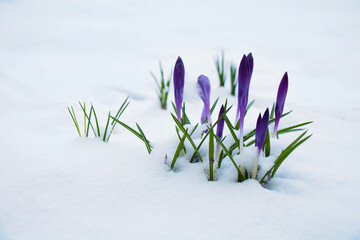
[1,0,360,239]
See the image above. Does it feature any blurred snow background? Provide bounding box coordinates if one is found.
[0,0,359,239]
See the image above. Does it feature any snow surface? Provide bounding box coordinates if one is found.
[1,0,360,239]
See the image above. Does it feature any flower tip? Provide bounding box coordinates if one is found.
[264,108,269,121]
[247,52,253,62]
[246,53,254,75]
[282,71,288,83]
[174,56,185,121]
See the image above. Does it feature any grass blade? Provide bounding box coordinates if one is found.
[103,112,111,142]
[276,121,313,137]
[210,97,219,115]
[136,123,153,154]
[189,105,233,162]
[209,127,215,181]
[171,131,187,169]
[91,104,100,137]
[171,113,203,162]
[213,132,244,181]
[67,106,81,137]
[224,114,240,149]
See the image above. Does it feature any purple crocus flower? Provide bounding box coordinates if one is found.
[236,53,254,150]
[197,75,211,124]
[252,108,269,179]
[255,108,270,154]
[215,105,225,163]
[216,105,225,140]
[173,56,185,121]
[273,72,288,137]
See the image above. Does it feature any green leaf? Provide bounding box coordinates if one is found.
[136,123,153,154]
[91,104,101,137]
[78,102,96,137]
[111,117,147,142]
[259,131,312,184]
[223,114,240,149]
[276,121,313,137]
[111,97,130,125]
[213,131,244,181]
[171,113,203,163]
[190,123,199,136]
[181,103,191,125]
[245,99,255,116]
[243,110,293,143]
[103,112,111,142]
[210,97,219,115]
[264,128,271,157]
[234,99,256,130]
[189,105,233,162]
[111,117,152,153]
[270,102,275,119]
[171,131,187,169]
[209,127,215,181]
[107,98,130,141]
[86,105,94,137]
[67,106,81,137]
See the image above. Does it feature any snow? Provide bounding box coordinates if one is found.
[1,0,360,239]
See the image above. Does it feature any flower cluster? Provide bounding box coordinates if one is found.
[169,54,312,184]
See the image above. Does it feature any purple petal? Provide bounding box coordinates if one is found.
[216,105,225,140]
[236,53,254,149]
[236,53,254,121]
[274,72,288,135]
[237,55,250,115]
[197,75,211,124]
[247,52,254,77]
[255,114,262,147]
[173,57,185,121]
[255,108,269,153]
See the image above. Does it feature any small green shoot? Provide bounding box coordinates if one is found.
[67,98,131,142]
[110,117,153,154]
[230,63,237,96]
[150,61,171,109]
[215,51,226,87]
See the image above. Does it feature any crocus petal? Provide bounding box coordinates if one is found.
[237,55,250,118]
[255,114,262,148]
[246,52,254,77]
[173,56,185,121]
[236,53,254,150]
[216,105,225,140]
[255,108,269,153]
[273,72,288,136]
[197,75,211,124]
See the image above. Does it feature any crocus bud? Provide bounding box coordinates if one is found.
[236,53,254,150]
[252,108,269,179]
[197,75,211,124]
[215,105,225,167]
[216,105,225,140]
[273,72,288,137]
[255,108,270,154]
[173,57,185,121]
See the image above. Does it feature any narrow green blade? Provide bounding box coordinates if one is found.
[136,123,153,154]
[171,131,187,169]
[276,121,313,137]
[171,113,203,162]
[210,97,219,115]
[67,106,81,137]
[213,132,244,181]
